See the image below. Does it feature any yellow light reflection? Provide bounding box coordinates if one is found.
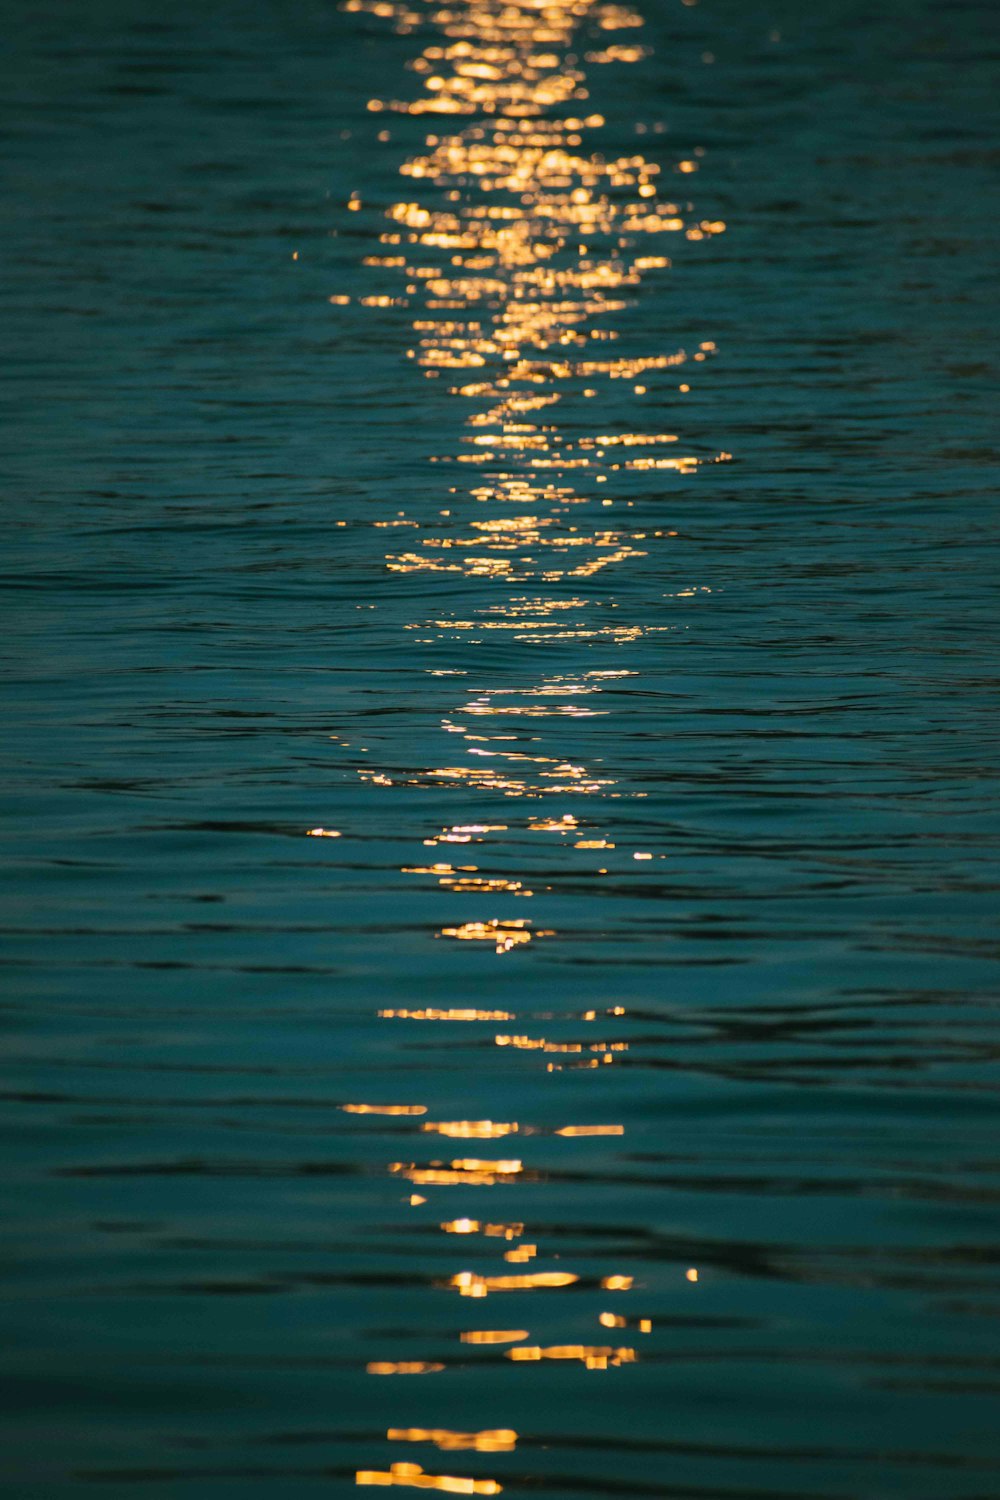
[388,1429,518,1452]
[334,0,731,1417]
[447,1270,579,1296]
[379,1008,515,1021]
[507,1344,636,1369]
[439,919,554,953]
[357,1464,501,1495]
[341,1103,428,1117]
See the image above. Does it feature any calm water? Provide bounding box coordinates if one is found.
[3,0,1000,1495]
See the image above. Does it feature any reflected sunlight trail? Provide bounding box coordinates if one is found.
[333,0,723,1489]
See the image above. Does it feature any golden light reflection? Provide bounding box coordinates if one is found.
[447,1270,579,1296]
[439,919,553,953]
[459,1330,529,1345]
[379,1008,515,1021]
[341,1103,428,1117]
[391,1157,524,1187]
[495,1033,628,1056]
[340,0,727,1431]
[357,1464,501,1495]
[388,1429,518,1452]
[507,1344,635,1369]
[442,1219,525,1238]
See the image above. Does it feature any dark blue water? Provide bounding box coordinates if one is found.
[3,0,1000,1495]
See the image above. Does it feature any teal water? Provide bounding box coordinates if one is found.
[2,0,1000,1496]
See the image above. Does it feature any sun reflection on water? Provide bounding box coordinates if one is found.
[331,0,724,1469]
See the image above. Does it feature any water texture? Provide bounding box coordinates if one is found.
[2,0,1000,1495]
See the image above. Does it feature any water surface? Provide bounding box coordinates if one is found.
[2,0,1000,1495]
